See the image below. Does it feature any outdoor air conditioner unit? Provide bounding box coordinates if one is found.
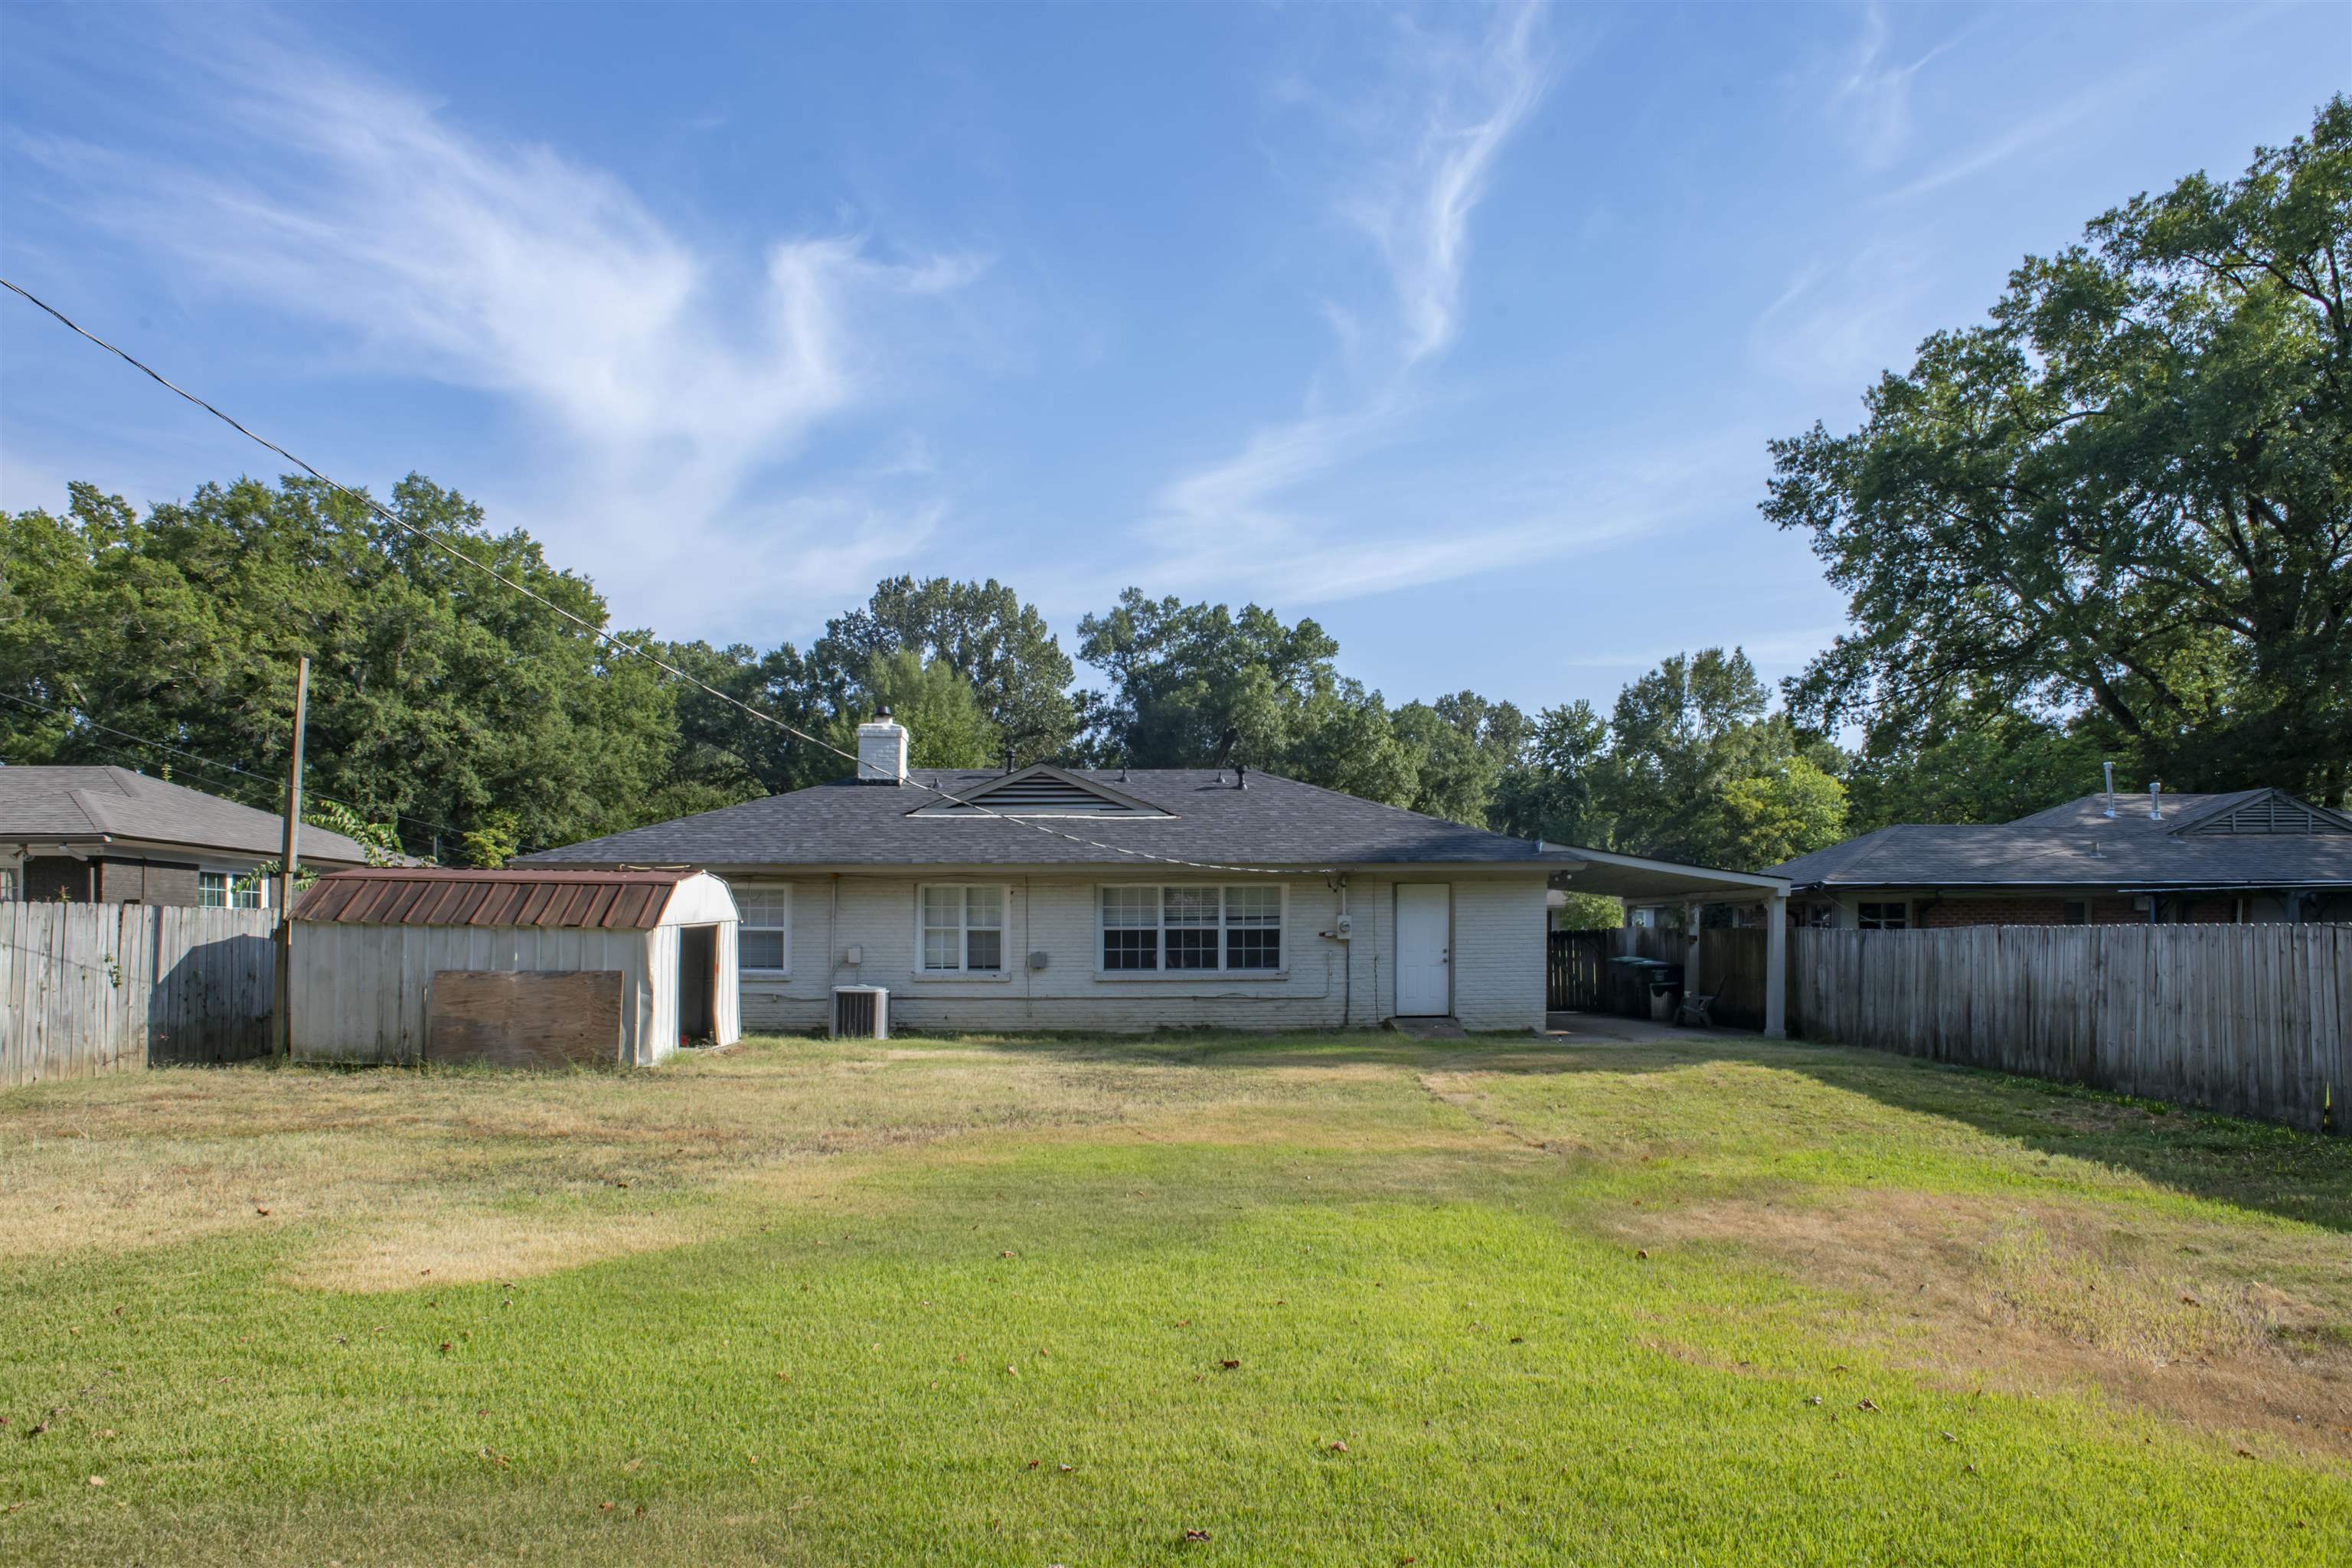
[831,985,889,1040]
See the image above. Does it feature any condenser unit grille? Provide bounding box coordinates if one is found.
[831,986,889,1039]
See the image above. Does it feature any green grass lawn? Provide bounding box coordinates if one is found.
[2,1031,2347,1566]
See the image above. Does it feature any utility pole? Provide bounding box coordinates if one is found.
[273,656,310,1060]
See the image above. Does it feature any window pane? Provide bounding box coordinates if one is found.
[1103,929,1158,970]
[1227,927,1281,970]
[1163,887,1217,926]
[1102,887,1156,927]
[923,926,962,969]
[1224,885,1280,925]
[923,886,962,923]
[965,927,1002,972]
[199,872,228,908]
[741,930,786,970]
[1165,928,1218,969]
[965,886,1003,929]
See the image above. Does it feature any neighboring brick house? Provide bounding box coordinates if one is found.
[0,766,378,909]
[518,712,1601,1034]
[1767,787,2352,929]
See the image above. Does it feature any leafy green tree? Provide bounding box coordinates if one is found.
[814,577,1077,763]
[1074,589,1419,804]
[826,649,1001,769]
[1491,699,1610,846]
[1,475,684,857]
[1393,692,1531,825]
[1768,97,2352,807]
[1842,702,2107,831]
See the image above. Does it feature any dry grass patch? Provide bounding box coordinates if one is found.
[1636,1188,2352,1455]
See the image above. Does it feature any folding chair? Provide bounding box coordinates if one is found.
[1672,991,1717,1029]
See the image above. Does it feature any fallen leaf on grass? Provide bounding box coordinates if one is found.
[1059,1464,1073,1473]
[1183,1529,1212,1542]
[1220,1359,1240,1370]
[254,1207,270,1217]
[479,1447,511,1470]
[1635,1250,1648,1260]
[1328,1442,1349,1453]
[622,1459,643,1473]
[87,1476,106,1488]
[1855,1400,1880,1413]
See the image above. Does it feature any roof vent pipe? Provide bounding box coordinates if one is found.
[2102,762,2116,819]
[1236,763,1247,789]
[2148,780,2163,821]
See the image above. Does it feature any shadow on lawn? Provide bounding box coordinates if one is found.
[920,1027,2352,1236]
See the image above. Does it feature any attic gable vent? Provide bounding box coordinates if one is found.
[2177,790,2352,837]
[909,766,1173,818]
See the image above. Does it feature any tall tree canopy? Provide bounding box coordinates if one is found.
[1489,649,1850,871]
[1768,97,2352,806]
[1073,589,1417,804]
[1,475,680,858]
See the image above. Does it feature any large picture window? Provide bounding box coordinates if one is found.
[1099,885,1283,973]
[920,884,1004,973]
[734,886,792,973]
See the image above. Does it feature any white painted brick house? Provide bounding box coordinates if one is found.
[520,714,1570,1034]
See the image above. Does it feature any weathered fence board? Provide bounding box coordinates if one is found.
[0,903,276,1086]
[1789,924,2349,1135]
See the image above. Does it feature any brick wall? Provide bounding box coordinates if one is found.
[21,856,94,902]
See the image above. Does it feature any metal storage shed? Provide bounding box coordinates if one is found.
[289,867,740,1065]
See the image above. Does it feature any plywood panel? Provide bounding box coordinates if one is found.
[426,969,624,1069]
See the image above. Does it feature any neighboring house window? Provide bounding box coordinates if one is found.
[920,884,1004,972]
[1856,901,1906,930]
[2063,900,2089,926]
[1099,885,1284,972]
[735,887,792,973]
[1802,903,1837,928]
[199,871,266,910]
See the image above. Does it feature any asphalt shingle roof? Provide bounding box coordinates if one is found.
[0,766,378,864]
[1767,791,2352,890]
[518,768,1578,871]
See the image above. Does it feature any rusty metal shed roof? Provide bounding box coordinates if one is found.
[292,867,694,929]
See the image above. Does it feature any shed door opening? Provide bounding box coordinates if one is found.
[677,925,717,1044]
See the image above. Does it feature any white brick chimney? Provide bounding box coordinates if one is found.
[857,708,909,784]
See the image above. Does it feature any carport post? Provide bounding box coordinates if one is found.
[1683,901,1700,1008]
[1763,893,1788,1039]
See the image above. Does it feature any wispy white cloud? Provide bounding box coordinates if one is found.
[1130,2,1553,602]
[1749,234,1935,394]
[13,29,976,634]
[1825,3,1966,172]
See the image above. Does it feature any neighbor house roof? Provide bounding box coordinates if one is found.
[1768,789,2352,892]
[518,766,1583,871]
[0,765,379,864]
[293,867,695,928]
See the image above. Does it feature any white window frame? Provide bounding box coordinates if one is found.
[1095,884,1288,976]
[915,884,1010,976]
[731,884,792,975]
[200,869,268,910]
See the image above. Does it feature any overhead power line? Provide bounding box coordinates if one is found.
[2,277,1331,877]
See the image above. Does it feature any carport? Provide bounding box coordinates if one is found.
[1540,843,1794,1037]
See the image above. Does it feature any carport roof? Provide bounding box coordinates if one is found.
[1541,844,1791,904]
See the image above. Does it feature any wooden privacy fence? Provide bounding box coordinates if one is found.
[1697,927,1771,1031]
[1546,930,1611,1010]
[1,903,276,1086]
[1788,924,2351,1135]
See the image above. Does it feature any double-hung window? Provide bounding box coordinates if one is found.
[1857,901,1907,930]
[920,885,1004,973]
[734,887,792,973]
[199,871,266,910]
[1099,885,1283,973]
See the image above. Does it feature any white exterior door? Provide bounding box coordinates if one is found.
[1396,883,1451,1016]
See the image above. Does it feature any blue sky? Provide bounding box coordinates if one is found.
[2,2,2342,715]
